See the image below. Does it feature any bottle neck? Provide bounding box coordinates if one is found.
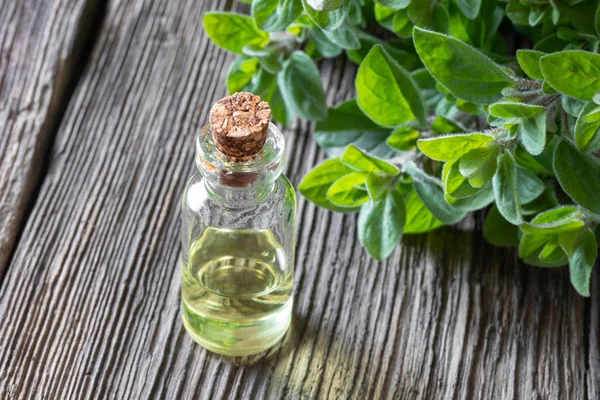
[195,122,285,205]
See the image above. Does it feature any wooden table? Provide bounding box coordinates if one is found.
[1,0,598,398]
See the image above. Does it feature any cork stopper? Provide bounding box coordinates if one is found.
[209,92,271,159]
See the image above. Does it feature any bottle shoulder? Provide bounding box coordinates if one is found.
[182,173,295,229]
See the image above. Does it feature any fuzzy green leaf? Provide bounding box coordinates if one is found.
[404,162,468,224]
[314,100,394,158]
[574,102,600,152]
[516,166,545,204]
[403,190,444,233]
[302,0,346,30]
[455,0,482,20]
[569,228,597,296]
[309,27,343,58]
[252,0,303,32]
[375,0,411,10]
[443,159,482,198]
[227,56,260,94]
[356,45,426,127]
[522,206,585,234]
[203,13,269,54]
[323,23,361,50]
[306,0,343,11]
[387,126,420,151]
[327,172,370,207]
[431,116,464,134]
[459,145,499,187]
[299,158,360,212]
[553,139,600,214]
[489,102,546,155]
[413,27,513,104]
[278,51,328,121]
[484,205,520,247]
[516,50,545,80]
[341,145,399,175]
[540,51,600,100]
[493,152,521,225]
[365,174,393,199]
[417,133,495,162]
[358,188,406,260]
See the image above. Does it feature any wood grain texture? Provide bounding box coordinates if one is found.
[0,0,597,399]
[0,0,102,274]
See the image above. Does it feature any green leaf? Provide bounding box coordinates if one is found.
[493,152,521,225]
[374,3,398,31]
[519,232,548,259]
[539,239,567,264]
[299,158,360,212]
[227,56,260,94]
[574,102,600,152]
[375,0,411,10]
[413,27,513,104]
[365,173,393,199]
[596,1,600,36]
[540,51,600,100]
[522,206,585,234]
[516,49,545,81]
[249,69,291,125]
[387,126,420,151]
[392,9,415,37]
[459,144,499,187]
[562,96,587,118]
[356,45,426,128]
[516,166,545,205]
[341,144,399,175]
[506,0,528,25]
[456,99,483,115]
[443,159,482,198]
[514,146,547,174]
[455,0,482,20]
[306,0,344,11]
[358,188,406,260]
[430,116,464,134]
[252,0,304,32]
[403,190,444,233]
[417,133,495,162]
[259,51,283,74]
[327,172,370,207]
[534,34,568,53]
[278,51,328,121]
[404,162,468,224]
[203,12,269,54]
[553,139,600,214]
[314,100,395,158]
[302,0,347,30]
[323,23,361,50]
[489,102,546,155]
[484,205,520,247]
[519,231,570,268]
[309,27,343,58]
[445,182,494,211]
[569,228,597,296]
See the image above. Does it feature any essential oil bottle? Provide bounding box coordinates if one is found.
[181,92,296,356]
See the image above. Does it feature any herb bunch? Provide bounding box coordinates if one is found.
[204,0,600,296]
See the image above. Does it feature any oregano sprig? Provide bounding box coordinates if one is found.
[204,0,600,296]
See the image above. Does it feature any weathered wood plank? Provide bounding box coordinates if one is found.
[0,0,596,399]
[0,0,102,274]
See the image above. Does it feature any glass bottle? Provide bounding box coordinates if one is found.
[180,93,296,357]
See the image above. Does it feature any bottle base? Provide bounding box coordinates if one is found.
[181,299,292,357]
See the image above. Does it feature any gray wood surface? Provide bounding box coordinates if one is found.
[0,0,102,274]
[0,0,598,399]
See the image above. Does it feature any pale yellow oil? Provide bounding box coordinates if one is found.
[181,227,293,356]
